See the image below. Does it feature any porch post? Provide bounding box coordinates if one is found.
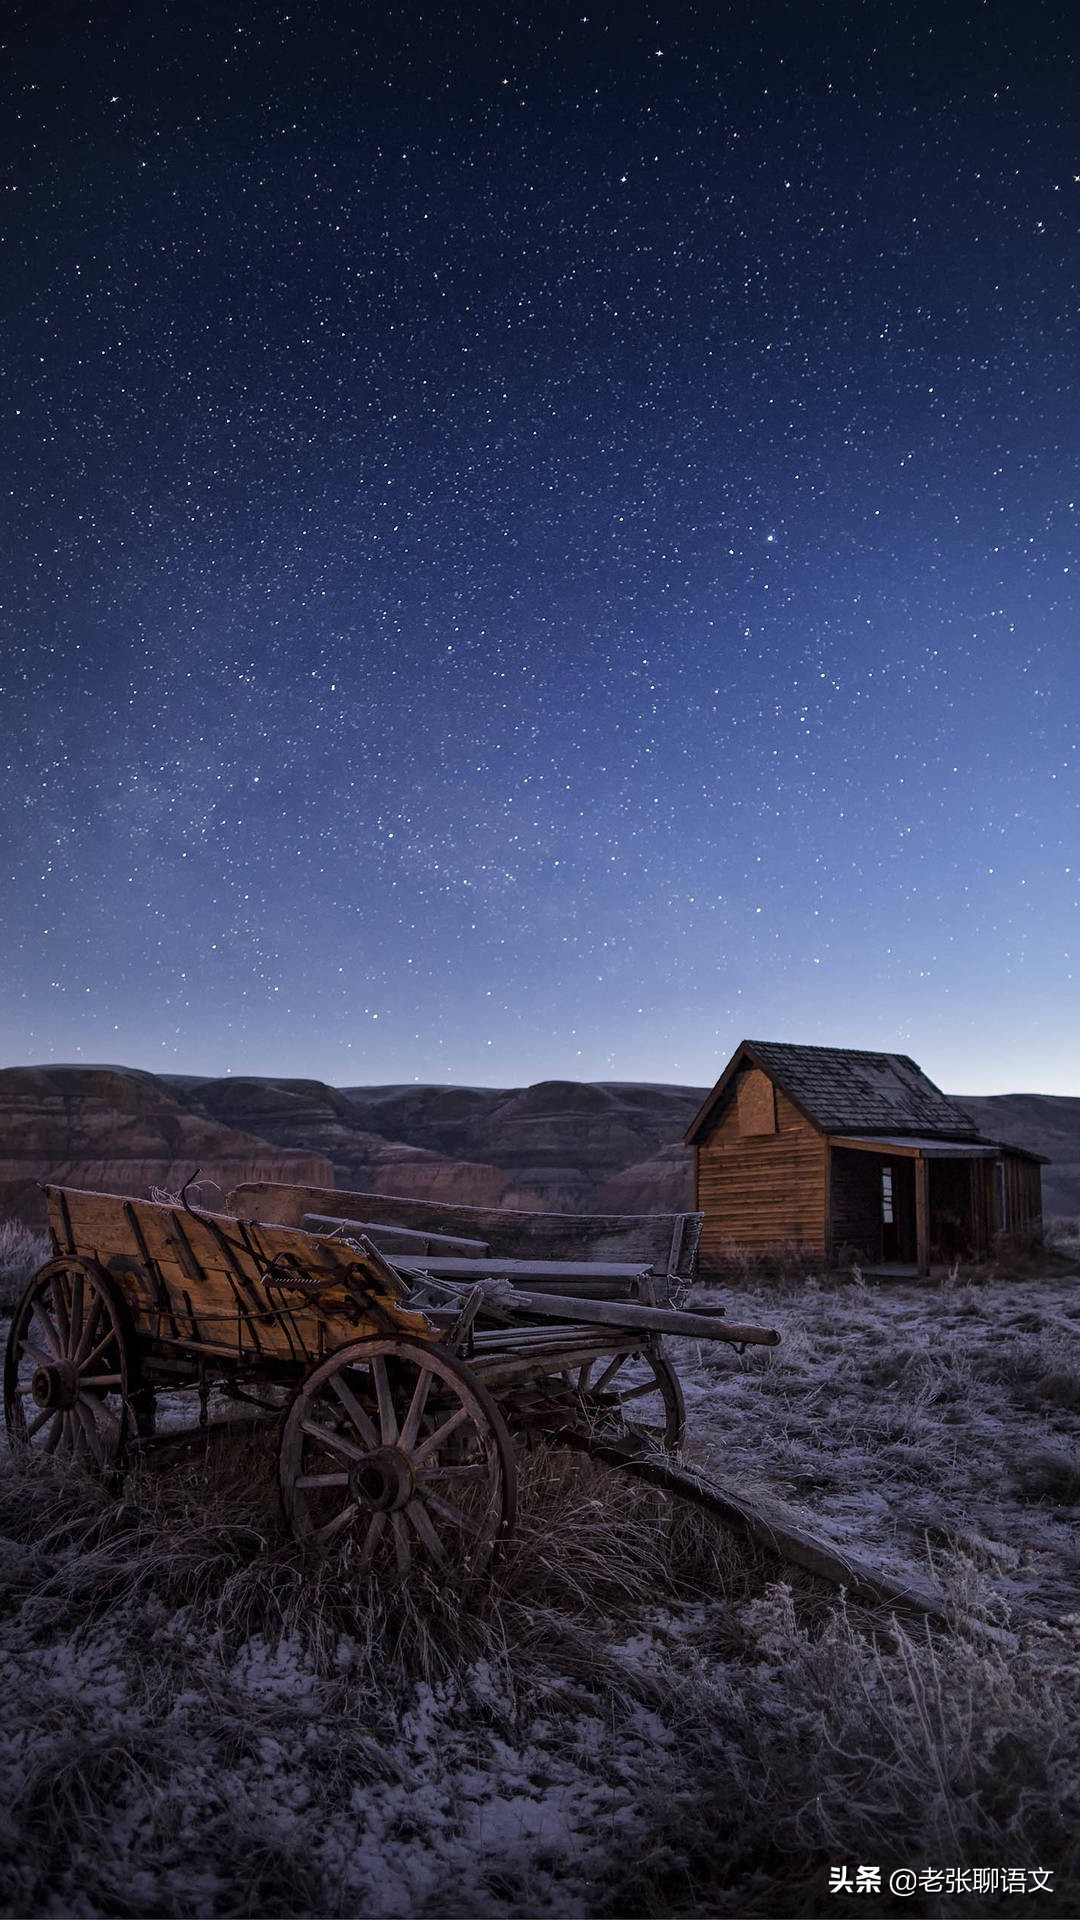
[914,1153,930,1276]
[823,1138,832,1267]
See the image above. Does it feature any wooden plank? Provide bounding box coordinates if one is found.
[696,1116,829,1259]
[473,1339,639,1392]
[302,1214,490,1256]
[391,1258,653,1281]
[470,1326,609,1350]
[551,1432,950,1623]
[737,1069,777,1135]
[826,1136,921,1158]
[462,1282,781,1346]
[467,1275,657,1301]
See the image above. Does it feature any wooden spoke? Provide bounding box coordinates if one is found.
[417,1463,488,1482]
[405,1499,449,1567]
[75,1293,103,1365]
[390,1511,412,1576]
[592,1352,628,1395]
[279,1337,516,1582]
[312,1501,360,1549]
[30,1305,61,1359]
[398,1365,433,1451]
[50,1273,71,1350]
[576,1345,685,1451]
[80,1330,117,1375]
[356,1510,388,1572]
[329,1369,379,1446]
[412,1405,470,1463]
[370,1355,398,1445]
[74,1399,106,1468]
[421,1491,481,1537]
[298,1418,370,1467]
[68,1270,84,1354]
[4,1259,133,1473]
[20,1339,54,1370]
[85,1395,122,1438]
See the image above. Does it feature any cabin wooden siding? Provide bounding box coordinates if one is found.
[1000,1152,1043,1233]
[695,1085,827,1260]
[688,1042,1045,1271]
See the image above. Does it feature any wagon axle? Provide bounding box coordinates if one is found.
[30,1359,80,1411]
[349,1447,415,1513]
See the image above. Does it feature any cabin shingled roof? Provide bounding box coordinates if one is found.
[686,1041,982,1142]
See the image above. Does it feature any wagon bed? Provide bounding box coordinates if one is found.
[4,1180,949,1619]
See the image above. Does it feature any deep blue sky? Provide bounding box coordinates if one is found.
[2,1,1077,1092]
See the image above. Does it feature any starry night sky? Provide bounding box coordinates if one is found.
[2,1,1077,1093]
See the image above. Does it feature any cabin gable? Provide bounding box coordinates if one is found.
[694,1055,827,1261]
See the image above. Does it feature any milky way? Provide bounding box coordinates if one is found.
[2,2,1077,1090]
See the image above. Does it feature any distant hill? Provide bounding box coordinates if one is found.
[0,1067,1075,1228]
[169,1074,708,1215]
[0,1065,333,1227]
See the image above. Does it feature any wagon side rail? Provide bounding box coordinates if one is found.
[227,1181,703,1301]
[42,1185,439,1373]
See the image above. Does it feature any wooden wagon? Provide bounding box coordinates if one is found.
[2,1179,779,1579]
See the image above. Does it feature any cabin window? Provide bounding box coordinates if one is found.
[736,1068,777,1135]
[881,1166,894,1224]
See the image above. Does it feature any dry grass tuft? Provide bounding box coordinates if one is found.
[962,1224,1080,1282]
[0,1218,50,1311]
[1006,1445,1080,1505]
[701,1241,826,1288]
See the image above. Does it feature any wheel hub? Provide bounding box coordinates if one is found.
[31,1360,80,1411]
[349,1448,415,1512]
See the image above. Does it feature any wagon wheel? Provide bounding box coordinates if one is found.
[3,1258,134,1472]
[572,1344,685,1451]
[279,1338,517,1580]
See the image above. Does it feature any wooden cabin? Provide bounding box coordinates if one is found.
[684,1040,1045,1275]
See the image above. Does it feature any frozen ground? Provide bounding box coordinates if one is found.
[2,1255,1080,1917]
[679,1269,1080,1626]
